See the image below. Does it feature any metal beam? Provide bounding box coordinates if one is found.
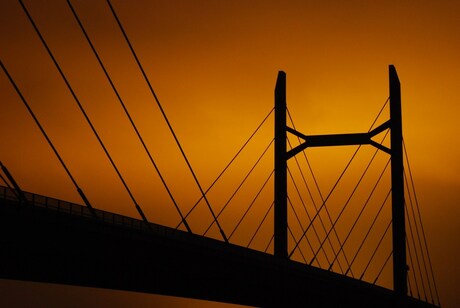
[369,120,391,137]
[389,65,407,296]
[286,128,391,159]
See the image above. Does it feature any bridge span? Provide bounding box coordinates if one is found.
[0,186,436,307]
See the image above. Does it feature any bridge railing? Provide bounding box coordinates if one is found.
[0,185,165,234]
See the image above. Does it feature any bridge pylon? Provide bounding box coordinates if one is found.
[274,71,288,259]
[273,66,407,295]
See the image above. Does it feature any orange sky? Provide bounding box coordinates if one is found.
[1,0,459,307]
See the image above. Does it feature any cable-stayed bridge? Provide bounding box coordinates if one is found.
[0,1,440,307]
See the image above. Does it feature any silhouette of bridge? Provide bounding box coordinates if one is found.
[0,178,437,308]
[0,68,440,307]
[0,1,441,307]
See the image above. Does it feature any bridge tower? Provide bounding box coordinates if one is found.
[273,65,407,295]
[389,65,407,296]
[274,71,288,259]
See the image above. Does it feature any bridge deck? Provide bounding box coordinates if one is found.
[0,186,437,307]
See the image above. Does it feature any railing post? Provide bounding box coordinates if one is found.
[389,65,407,296]
[274,71,287,259]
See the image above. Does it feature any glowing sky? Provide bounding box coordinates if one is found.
[1,0,459,307]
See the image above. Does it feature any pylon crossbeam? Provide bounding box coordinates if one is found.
[286,122,391,159]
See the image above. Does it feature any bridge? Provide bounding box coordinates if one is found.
[0,179,436,307]
[0,1,441,307]
[0,68,440,307]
